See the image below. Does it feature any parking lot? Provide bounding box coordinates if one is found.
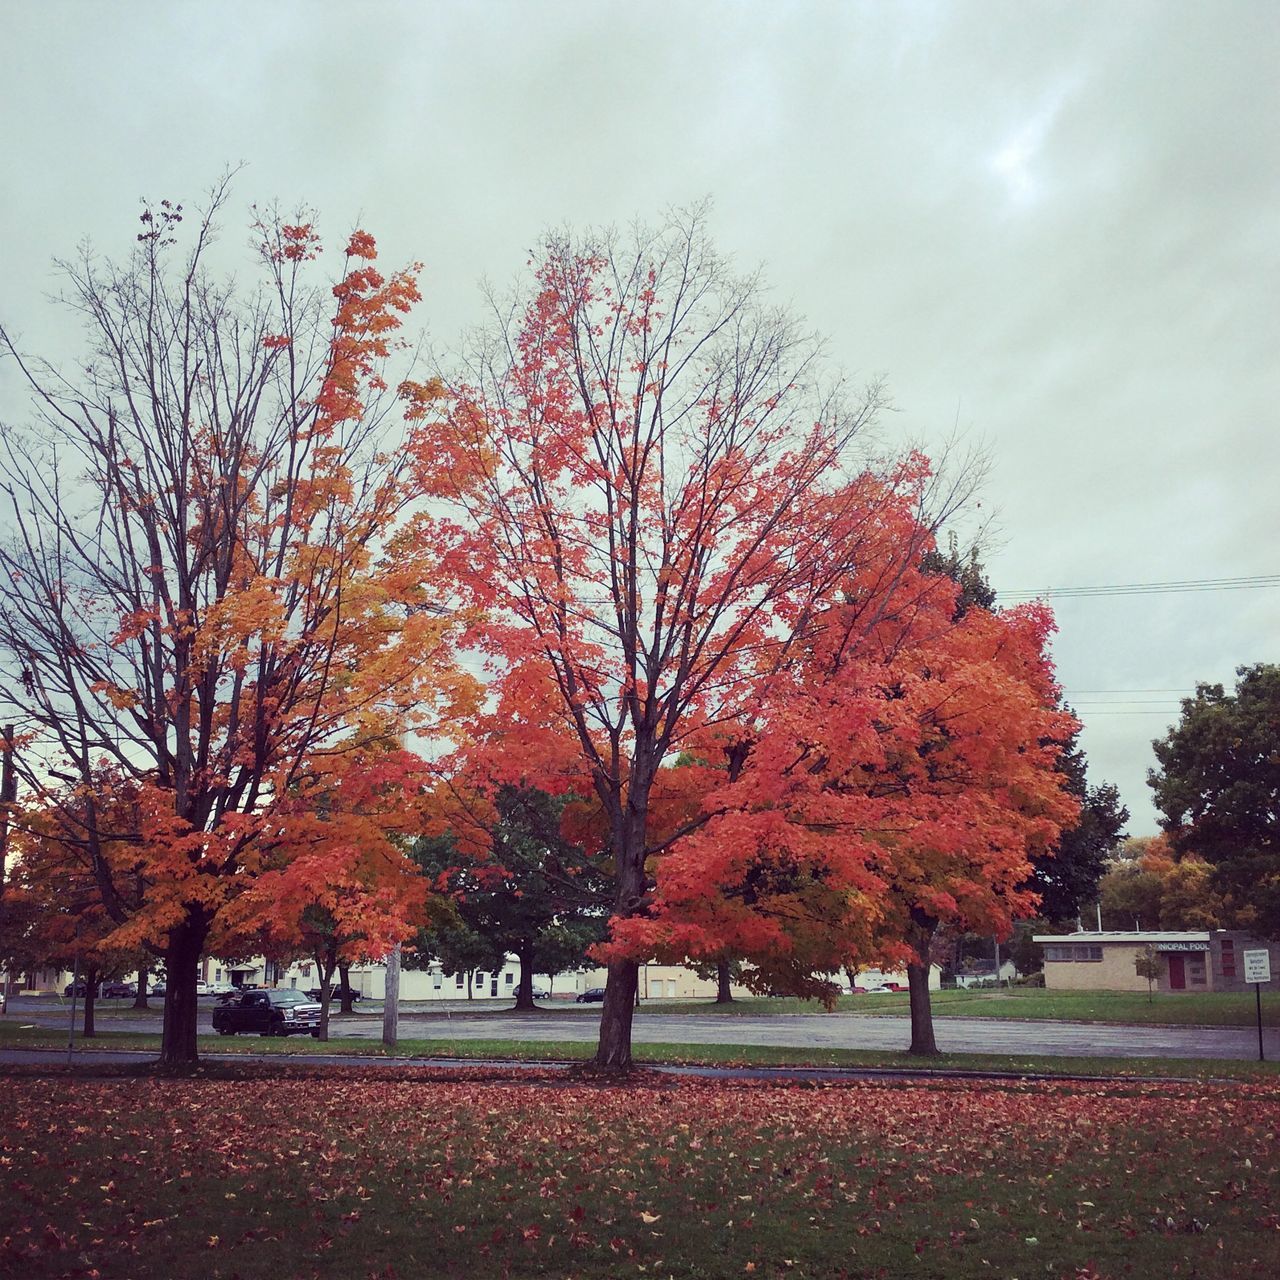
[5,994,1277,1060]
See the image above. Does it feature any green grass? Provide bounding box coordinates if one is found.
[2,1072,1278,1278]
[650,985,1280,1026]
[3,1020,1277,1082]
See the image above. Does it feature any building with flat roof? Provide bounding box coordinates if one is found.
[1032,929,1278,993]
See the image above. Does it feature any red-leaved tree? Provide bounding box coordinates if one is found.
[411,212,975,1067]
[609,562,1077,1053]
[0,180,469,1065]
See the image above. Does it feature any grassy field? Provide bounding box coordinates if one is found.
[3,1020,1278,1082]
[649,986,1280,1026]
[2,1068,1277,1279]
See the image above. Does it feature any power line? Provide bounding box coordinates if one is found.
[1074,710,1180,716]
[1069,700,1182,706]
[1062,687,1191,694]
[1002,573,1280,601]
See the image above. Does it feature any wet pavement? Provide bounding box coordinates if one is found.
[5,996,1276,1060]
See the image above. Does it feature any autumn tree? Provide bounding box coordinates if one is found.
[0,180,467,1066]
[1099,843,1169,929]
[415,211,976,1068]
[923,536,1127,925]
[611,558,1077,1054]
[0,787,148,1036]
[1098,835,1226,931]
[215,742,437,1040]
[1150,664,1280,937]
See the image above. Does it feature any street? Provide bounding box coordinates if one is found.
[6,996,1277,1060]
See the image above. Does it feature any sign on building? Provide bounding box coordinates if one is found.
[1242,950,1272,985]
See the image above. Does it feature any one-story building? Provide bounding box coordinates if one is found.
[16,955,937,1002]
[1032,929,1279,993]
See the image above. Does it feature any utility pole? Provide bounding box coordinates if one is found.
[382,941,400,1048]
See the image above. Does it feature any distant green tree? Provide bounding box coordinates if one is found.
[1007,919,1053,976]
[1099,858,1167,930]
[434,922,506,1000]
[409,787,612,1009]
[1029,731,1129,925]
[919,532,997,617]
[1149,664,1280,938]
[689,955,746,1003]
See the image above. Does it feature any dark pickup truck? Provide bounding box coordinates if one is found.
[211,989,322,1037]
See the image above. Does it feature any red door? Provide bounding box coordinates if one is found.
[1168,954,1186,990]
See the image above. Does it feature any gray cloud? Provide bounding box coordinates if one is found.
[2,0,1276,832]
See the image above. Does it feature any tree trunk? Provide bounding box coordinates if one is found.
[132,966,149,1010]
[338,963,355,1014]
[594,794,650,1070]
[595,958,639,1069]
[513,939,536,1011]
[158,916,209,1068]
[907,959,938,1055]
[82,964,99,1037]
[316,948,336,1042]
[466,971,473,1000]
[715,959,733,1003]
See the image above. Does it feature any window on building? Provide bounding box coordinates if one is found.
[1221,939,1236,977]
[505,972,514,985]
[432,973,442,989]
[476,973,486,984]
[1044,944,1103,962]
[1189,957,1207,985]
[456,973,464,989]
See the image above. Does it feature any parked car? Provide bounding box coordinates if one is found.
[212,989,322,1037]
[63,980,98,999]
[150,980,167,996]
[100,980,137,999]
[306,986,362,1003]
[531,987,549,1000]
[575,987,606,1003]
[207,981,236,997]
[195,980,211,996]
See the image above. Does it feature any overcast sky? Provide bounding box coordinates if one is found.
[2,1,1276,833]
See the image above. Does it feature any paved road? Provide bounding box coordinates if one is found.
[6,999,1277,1060]
[397,1010,1280,1060]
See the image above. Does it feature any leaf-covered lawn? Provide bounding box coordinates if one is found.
[2,1070,1278,1278]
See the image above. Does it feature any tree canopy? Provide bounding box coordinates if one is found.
[0,182,471,1064]
[1149,664,1280,937]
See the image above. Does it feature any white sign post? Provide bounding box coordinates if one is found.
[1243,950,1271,1062]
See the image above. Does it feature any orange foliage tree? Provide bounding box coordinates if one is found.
[0,180,468,1065]
[0,783,149,1035]
[604,556,1078,1054]
[412,212,978,1068]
